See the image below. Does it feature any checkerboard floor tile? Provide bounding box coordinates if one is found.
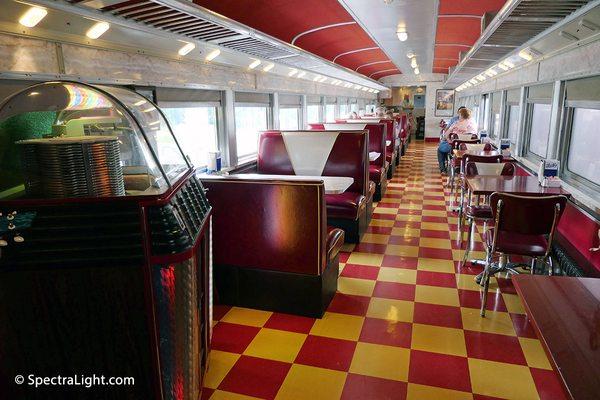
[204,142,562,399]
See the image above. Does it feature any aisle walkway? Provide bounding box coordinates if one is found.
[202,141,566,400]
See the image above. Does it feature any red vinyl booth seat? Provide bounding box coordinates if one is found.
[255,130,369,243]
[200,176,343,317]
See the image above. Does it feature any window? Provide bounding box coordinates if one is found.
[489,92,502,139]
[566,108,600,186]
[524,83,554,160]
[350,101,358,113]
[279,107,300,130]
[325,97,337,122]
[528,104,552,157]
[507,105,520,144]
[307,105,320,124]
[339,97,349,118]
[480,94,490,132]
[234,92,271,159]
[162,106,218,167]
[561,76,600,193]
[235,106,268,158]
[504,89,521,143]
[278,94,301,130]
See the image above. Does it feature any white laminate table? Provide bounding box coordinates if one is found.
[201,173,354,194]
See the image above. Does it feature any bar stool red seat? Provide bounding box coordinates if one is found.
[480,193,568,316]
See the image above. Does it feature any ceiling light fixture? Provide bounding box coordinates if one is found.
[362,87,369,91]
[263,63,274,72]
[485,69,496,77]
[410,58,418,68]
[19,6,47,28]
[396,28,408,42]
[464,82,472,88]
[470,78,478,85]
[319,77,327,83]
[406,52,415,59]
[297,71,306,78]
[177,42,194,57]
[313,75,322,81]
[288,68,298,76]
[477,75,486,81]
[518,49,535,61]
[414,67,419,75]
[503,59,515,68]
[205,49,221,61]
[559,31,579,42]
[86,21,110,39]
[354,84,361,89]
[249,59,261,69]
[498,63,509,71]
[579,19,599,31]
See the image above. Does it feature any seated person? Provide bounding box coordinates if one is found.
[437,107,477,174]
[348,111,359,119]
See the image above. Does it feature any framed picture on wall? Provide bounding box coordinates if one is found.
[435,89,455,117]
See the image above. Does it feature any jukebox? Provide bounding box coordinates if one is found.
[0,81,212,399]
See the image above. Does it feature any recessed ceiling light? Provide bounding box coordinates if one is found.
[362,87,369,91]
[19,7,47,28]
[503,59,515,68]
[406,52,415,58]
[477,75,486,81]
[86,21,110,39]
[498,63,509,71]
[518,49,534,61]
[470,78,478,85]
[319,77,327,83]
[313,75,322,81]
[410,58,418,69]
[396,28,408,41]
[249,59,261,69]
[263,63,274,72]
[414,67,419,75]
[205,49,220,61]
[354,84,361,89]
[464,82,472,88]
[288,68,298,76]
[297,71,306,78]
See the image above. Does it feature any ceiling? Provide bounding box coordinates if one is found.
[434,0,508,74]
[338,0,437,78]
[193,0,401,80]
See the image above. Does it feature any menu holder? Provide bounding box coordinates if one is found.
[538,159,561,187]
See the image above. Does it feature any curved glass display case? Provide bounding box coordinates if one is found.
[0,81,190,199]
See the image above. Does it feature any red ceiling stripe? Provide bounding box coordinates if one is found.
[439,0,507,15]
[435,18,482,45]
[335,48,389,71]
[294,25,377,61]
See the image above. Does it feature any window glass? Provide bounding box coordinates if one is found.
[567,108,600,185]
[490,92,502,138]
[481,94,490,131]
[325,104,336,122]
[528,103,552,157]
[279,107,300,130]
[235,106,268,158]
[507,105,520,144]
[340,104,349,118]
[162,106,218,167]
[307,105,320,124]
[350,103,358,113]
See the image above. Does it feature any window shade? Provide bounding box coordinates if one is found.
[279,94,301,106]
[527,83,553,103]
[565,76,600,106]
[506,89,520,105]
[307,95,322,104]
[325,96,337,104]
[235,92,271,104]
[155,87,221,103]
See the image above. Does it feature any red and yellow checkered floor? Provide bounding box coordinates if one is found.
[202,142,566,400]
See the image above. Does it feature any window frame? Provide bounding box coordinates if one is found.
[157,100,222,169]
[521,84,555,164]
[559,103,600,196]
[233,101,272,161]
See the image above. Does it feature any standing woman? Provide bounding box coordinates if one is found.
[437,107,477,173]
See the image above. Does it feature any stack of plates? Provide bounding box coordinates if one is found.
[17,136,125,198]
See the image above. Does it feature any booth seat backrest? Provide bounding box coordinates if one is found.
[257,130,368,195]
[308,123,325,130]
[201,177,327,275]
[319,123,386,168]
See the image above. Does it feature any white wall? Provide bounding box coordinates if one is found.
[380,73,447,138]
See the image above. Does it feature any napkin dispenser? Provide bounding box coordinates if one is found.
[538,159,561,187]
[500,138,511,157]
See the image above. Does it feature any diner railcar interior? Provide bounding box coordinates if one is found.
[0,0,599,399]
